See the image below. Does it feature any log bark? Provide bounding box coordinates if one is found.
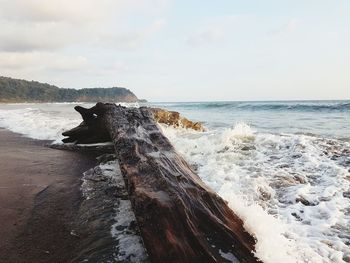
[62,103,259,263]
[62,107,204,144]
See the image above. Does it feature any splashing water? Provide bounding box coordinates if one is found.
[161,122,350,263]
[0,101,349,263]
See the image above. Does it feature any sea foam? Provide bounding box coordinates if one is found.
[0,107,81,141]
[0,103,349,263]
[0,102,139,142]
[161,123,350,263]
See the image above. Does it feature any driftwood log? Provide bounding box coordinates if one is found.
[62,103,258,263]
[62,106,203,144]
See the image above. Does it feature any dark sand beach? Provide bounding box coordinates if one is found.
[0,129,97,263]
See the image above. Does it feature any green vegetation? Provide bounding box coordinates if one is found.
[0,76,140,103]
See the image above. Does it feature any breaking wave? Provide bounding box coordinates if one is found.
[0,102,349,262]
[0,102,139,142]
[161,123,350,263]
[155,101,350,112]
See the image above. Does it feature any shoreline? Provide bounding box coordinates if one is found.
[0,129,97,262]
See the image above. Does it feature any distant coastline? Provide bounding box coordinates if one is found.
[0,76,145,103]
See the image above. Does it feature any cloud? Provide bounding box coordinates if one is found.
[0,0,170,89]
[187,26,224,46]
[285,19,300,32]
[269,18,301,35]
[0,0,115,52]
[185,15,255,47]
[97,18,167,50]
[0,21,81,52]
[93,61,130,77]
[0,0,169,52]
[0,0,123,23]
[0,52,88,71]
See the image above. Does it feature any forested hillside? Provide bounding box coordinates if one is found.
[0,76,139,103]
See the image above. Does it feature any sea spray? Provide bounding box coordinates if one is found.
[0,108,81,141]
[160,123,350,263]
[0,102,139,141]
[0,102,349,262]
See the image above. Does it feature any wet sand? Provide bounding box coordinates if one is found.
[0,129,97,263]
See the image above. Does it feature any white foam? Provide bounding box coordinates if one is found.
[0,107,81,141]
[82,160,148,262]
[160,123,350,263]
[1,103,349,262]
[111,199,148,263]
[0,102,140,142]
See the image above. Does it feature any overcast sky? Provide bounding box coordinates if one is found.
[0,0,349,101]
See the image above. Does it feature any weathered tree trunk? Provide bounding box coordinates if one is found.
[62,106,204,144]
[63,103,259,263]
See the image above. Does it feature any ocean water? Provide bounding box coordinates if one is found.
[0,100,349,263]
